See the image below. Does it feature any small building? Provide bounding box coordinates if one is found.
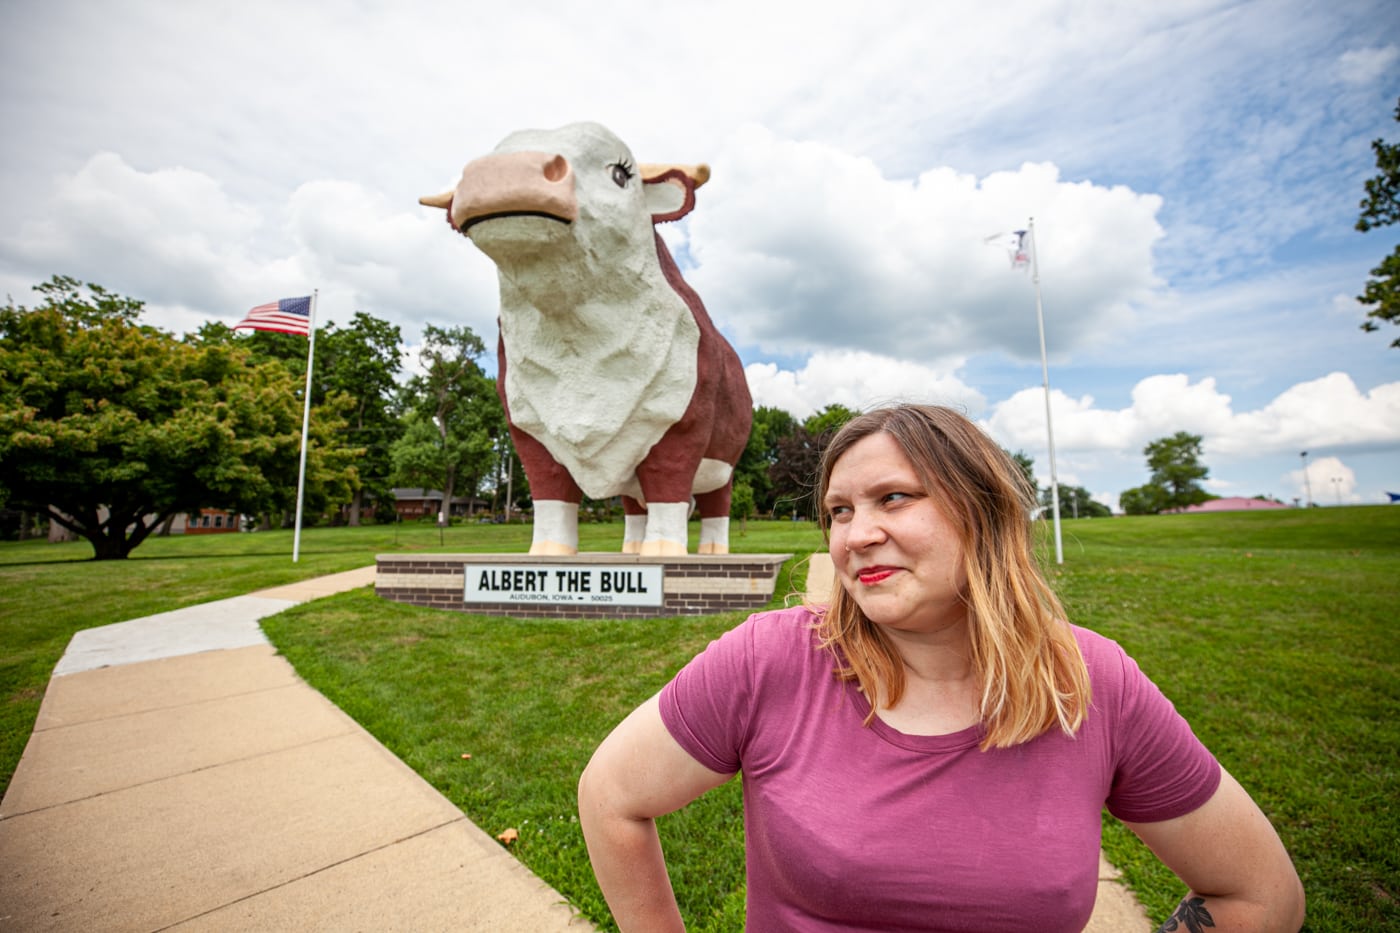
[178,508,242,534]
[391,488,474,521]
[1176,497,1288,513]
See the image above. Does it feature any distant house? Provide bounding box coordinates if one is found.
[178,508,242,534]
[391,488,474,521]
[1174,497,1289,513]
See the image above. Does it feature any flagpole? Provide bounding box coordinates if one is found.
[1028,219,1064,565]
[292,290,318,562]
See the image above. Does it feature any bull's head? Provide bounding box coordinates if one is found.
[418,122,709,243]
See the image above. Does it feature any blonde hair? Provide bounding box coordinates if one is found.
[814,404,1090,750]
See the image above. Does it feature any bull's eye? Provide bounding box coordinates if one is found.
[610,159,635,188]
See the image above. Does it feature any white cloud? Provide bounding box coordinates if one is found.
[1289,456,1358,505]
[984,372,1400,458]
[685,125,1164,364]
[0,153,503,342]
[744,350,983,419]
[1335,45,1399,85]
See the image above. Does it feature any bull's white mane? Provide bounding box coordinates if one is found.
[499,263,699,501]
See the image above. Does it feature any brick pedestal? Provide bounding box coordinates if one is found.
[375,553,792,619]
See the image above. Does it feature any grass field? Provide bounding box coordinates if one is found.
[2,508,1396,931]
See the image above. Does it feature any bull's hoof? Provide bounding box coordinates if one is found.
[529,541,578,556]
[640,540,688,557]
[621,540,643,555]
[697,542,730,555]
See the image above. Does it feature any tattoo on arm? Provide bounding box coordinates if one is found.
[1156,896,1215,933]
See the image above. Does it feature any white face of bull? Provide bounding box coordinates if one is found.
[442,122,693,291]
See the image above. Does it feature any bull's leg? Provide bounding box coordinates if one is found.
[510,424,583,555]
[694,483,733,555]
[634,453,698,555]
[532,501,580,555]
[640,502,691,557]
[621,496,646,554]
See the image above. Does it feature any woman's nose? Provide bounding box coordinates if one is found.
[845,508,886,551]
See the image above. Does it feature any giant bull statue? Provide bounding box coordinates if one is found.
[421,122,753,556]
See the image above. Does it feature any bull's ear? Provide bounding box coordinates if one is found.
[641,163,709,224]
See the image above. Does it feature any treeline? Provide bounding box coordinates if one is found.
[2,277,1222,560]
[0,278,875,558]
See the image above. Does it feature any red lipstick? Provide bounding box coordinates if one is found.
[856,566,896,585]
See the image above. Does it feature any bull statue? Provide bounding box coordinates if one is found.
[421,122,753,557]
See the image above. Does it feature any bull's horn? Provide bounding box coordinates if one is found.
[640,162,711,188]
[418,191,454,209]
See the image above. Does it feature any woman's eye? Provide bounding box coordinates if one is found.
[827,506,851,522]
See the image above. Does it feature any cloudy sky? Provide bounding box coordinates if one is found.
[2,0,1397,511]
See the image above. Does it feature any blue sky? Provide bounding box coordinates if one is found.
[1,0,1397,510]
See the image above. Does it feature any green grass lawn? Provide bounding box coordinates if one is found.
[2,509,1396,931]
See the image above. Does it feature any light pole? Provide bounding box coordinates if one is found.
[1331,476,1343,506]
[1300,451,1312,508]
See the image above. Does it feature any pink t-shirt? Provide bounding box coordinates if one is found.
[659,606,1220,932]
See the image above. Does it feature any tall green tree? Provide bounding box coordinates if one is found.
[390,324,501,524]
[768,425,822,521]
[803,403,857,439]
[1118,431,1210,514]
[1146,431,1210,509]
[317,312,403,524]
[1357,97,1400,346]
[0,276,345,558]
[763,405,858,521]
[734,405,798,516]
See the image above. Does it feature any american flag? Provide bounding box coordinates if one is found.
[985,230,1030,270]
[234,296,312,336]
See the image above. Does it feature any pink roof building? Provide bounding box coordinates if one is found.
[1178,497,1289,513]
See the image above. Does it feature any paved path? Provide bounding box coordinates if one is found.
[0,567,588,932]
[1,560,1150,931]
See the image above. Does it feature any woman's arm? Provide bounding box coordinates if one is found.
[578,693,735,932]
[1124,768,1304,932]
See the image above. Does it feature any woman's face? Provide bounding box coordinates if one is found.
[824,432,968,637]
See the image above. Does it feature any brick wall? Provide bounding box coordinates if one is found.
[375,553,792,619]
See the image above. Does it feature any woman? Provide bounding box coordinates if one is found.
[578,404,1304,931]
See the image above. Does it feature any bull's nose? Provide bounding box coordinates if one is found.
[449,149,579,230]
[542,154,568,183]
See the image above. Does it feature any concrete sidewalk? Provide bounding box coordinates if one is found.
[0,567,589,932]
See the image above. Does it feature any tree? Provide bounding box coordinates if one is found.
[729,479,756,533]
[1356,97,1400,346]
[390,324,501,524]
[803,403,857,439]
[1041,484,1111,518]
[1117,431,1210,514]
[768,425,822,521]
[733,405,798,516]
[1006,449,1038,499]
[762,405,859,521]
[0,276,340,558]
[317,312,403,524]
[1146,431,1210,509]
[1118,484,1166,516]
